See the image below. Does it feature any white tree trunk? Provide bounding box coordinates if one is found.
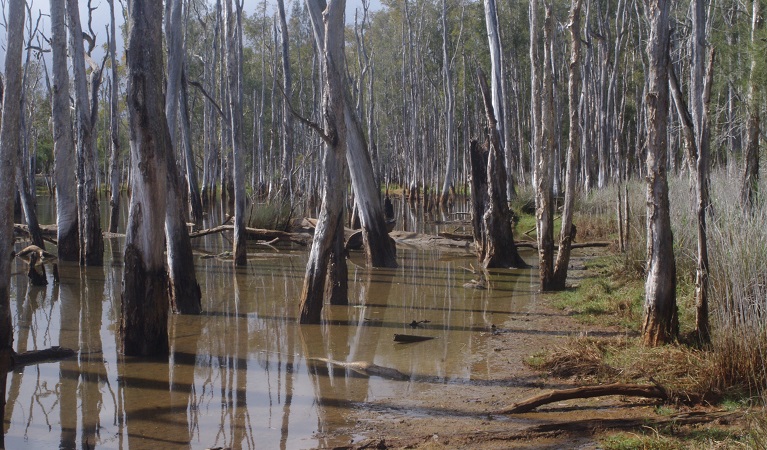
[66,0,103,266]
[553,0,583,290]
[536,4,555,290]
[121,0,170,356]
[224,0,247,265]
[107,0,121,234]
[51,0,79,260]
[642,0,678,346]
[300,0,349,323]
[0,2,25,437]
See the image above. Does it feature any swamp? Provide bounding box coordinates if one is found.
[1,0,767,448]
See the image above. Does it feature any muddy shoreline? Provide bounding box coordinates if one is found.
[319,250,664,449]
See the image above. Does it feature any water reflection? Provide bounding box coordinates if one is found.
[6,197,538,449]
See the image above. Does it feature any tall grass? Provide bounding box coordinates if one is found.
[706,172,767,397]
[577,171,767,399]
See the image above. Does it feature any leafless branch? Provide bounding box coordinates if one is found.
[188,79,226,118]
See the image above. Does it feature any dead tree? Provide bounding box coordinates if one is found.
[536,4,555,290]
[66,0,104,266]
[667,0,714,343]
[472,68,526,270]
[223,0,248,266]
[165,0,202,314]
[552,0,583,291]
[50,0,78,260]
[642,0,678,346]
[277,0,295,198]
[299,0,350,323]
[121,0,171,356]
[741,0,762,208]
[17,9,46,250]
[306,0,397,269]
[529,0,541,188]
[107,0,121,234]
[0,2,25,443]
[440,0,462,206]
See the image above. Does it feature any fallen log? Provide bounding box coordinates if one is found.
[499,382,667,414]
[307,357,409,381]
[188,224,312,246]
[12,346,76,370]
[394,334,435,343]
[438,231,473,241]
[514,241,612,251]
[14,224,58,245]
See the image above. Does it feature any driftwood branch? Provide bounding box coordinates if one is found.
[499,382,667,414]
[14,224,58,245]
[189,224,312,246]
[515,241,611,251]
[12,346,76,370]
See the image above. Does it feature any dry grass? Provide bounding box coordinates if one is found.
[527,337,625,380]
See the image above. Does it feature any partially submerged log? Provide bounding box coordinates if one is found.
[14,224,58,245]
[390,231,473,253]
[308,357,409,381]
[394,334,435,343]
[499,382,668,414]
[11,346,76,370]
[188,224,312,246]
[515,241,612,251]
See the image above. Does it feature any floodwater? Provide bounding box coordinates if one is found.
[5,197,537,449]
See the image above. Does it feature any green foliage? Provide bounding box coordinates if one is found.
[552,257,644,329]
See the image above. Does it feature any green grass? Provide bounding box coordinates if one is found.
[551,257,644,329]
[601,426,751,450]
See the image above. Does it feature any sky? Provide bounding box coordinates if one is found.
[0,0,382,70]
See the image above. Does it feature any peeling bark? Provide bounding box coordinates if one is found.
[50,0,78,260]
[474,68,526,269]
[642,0,678,346]
[0,2,25,442]
[299,0,349,323]
[552,0,583,291]
[67,0,104,266]
[121,0,170,357]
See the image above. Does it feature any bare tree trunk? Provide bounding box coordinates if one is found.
[180,70,204,224]
[224,0,247,266]
[642,0,678,346]
[50,0,78,260]
[667,1,714,343]
[107,0,121,234]
[741,0,762,209]
[306,0,397,269]
[67,0,104,266]
[536,4,555,290]
[202,0,222,206]
[476,68,526,269]
[17,18,46,250]
[0,2,25,443]
[121,0,170,357]
[552,0,583,291]
[165,0,202,314]
[440,0,456,207]
[300,0,349,323]
[277,0,294,198]
[529,0,541,188]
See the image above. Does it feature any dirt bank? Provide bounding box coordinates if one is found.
[319,248,746,449]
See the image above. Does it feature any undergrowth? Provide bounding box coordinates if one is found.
[527,173,767,447]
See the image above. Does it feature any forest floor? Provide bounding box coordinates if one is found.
[325,249,755,450]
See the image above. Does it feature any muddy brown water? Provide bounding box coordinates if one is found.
[6,198,540,449]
